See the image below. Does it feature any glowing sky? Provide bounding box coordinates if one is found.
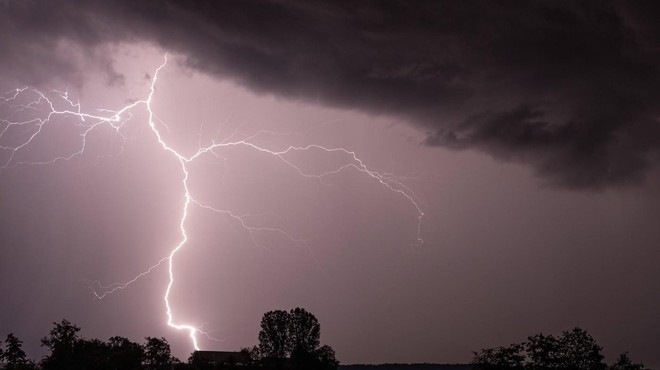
[1,1,660,367]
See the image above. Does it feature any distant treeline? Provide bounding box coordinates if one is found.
[471,327,649,370]
[342,327,651,370]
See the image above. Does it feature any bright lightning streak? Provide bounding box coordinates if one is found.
[0,55,424,350]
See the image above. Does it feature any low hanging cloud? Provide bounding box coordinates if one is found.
[2,0,660,189]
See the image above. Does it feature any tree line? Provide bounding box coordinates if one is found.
[0,319,182,370]
[471,327,647,370]
[2,317,648,370]
[0,308,338,370]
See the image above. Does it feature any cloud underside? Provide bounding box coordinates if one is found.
[2,0,660,189]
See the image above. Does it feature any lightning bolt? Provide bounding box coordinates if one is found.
[0,55,424,350]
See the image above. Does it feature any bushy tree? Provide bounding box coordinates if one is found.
[526,333,563,369]
[288,307,320,354]
[108,336,144,370]
[143,336,174,370]
[72,338,111,370]
[40,320,80,352]
[315,344,340,370]
[257,308,338,369]
[40,319,82,370]
[558,327,605,370]
[258,310,291,358]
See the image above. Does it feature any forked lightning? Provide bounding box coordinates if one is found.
[0,55,424,350]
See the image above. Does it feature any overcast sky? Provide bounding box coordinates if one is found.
[1,1,660,367]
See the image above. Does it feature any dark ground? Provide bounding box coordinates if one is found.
[341,365,473,370]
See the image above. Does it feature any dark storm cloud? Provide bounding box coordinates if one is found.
[2,0,660,188]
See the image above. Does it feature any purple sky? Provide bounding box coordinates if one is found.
[1,1,660,367]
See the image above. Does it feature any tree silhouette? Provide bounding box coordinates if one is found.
[610,352,645,370]
[72,338,111,370]
[257,308,338,370]
[1,317,648,370]
[473,327,608,370]
[526,333,563,369]
[558,327,605,370]
[2,320,197,369]
[315,345,340,370]
[472,343,525,368]
[108,336,144,370]
[288,307,320,355]
[38,320,167,370]
[40,319,81,370]
[239,345,262,368]
[143,336,175,370]
[40,320,80,351]
[258,310,291,359]
[1,333,35,370]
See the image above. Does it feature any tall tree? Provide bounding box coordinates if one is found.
[257,308,338,370]
[258,310,291,358]
[1,333,34,370]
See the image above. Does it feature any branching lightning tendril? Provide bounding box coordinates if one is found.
[0,55,424,350]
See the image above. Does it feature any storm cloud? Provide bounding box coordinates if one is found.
[2,0,659,188]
